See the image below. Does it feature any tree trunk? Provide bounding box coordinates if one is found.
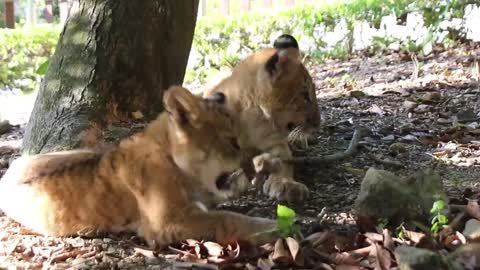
[58,0,69,23]
[22,0,199,154]
[44,0,53,23]
[4,0,15,29]
[220,0,229,16]
[240,0,250,13]
[25,0,38,26]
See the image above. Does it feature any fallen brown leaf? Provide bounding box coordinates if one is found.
[369,243,393,270]
[402,229,426,244]
[382,229,395,252]
[272,239,291,264]
[304,231,337,254]
[203,241,224,257]
[257,256,275,270]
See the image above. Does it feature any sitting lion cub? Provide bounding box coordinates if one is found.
[0,86,276,247]
[203,35,320,203]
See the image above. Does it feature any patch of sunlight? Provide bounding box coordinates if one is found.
[70,30,90,45]
[0,91,37,125]
[65,64,92,78]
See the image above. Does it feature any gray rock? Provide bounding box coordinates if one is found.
[449,243,480,270]
[389,142,407,155]
[462,219,480,240]
[354,168,446,225]
[382,135,395,144]
[414,104,432,113]
[403,100,418,111]
[395,246,443,270]
[0,120,11,135]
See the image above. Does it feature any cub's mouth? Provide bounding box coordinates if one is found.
[215,169,244,190]
[287,123,318,147]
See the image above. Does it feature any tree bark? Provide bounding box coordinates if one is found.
[22,0,199,154]
[44,0,53,23]
[4,0,15,29]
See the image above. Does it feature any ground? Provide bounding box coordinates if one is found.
[0,42,479,269]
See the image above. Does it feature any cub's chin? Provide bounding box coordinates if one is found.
[192,169,250,209]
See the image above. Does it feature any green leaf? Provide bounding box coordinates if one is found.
[433,200,445,211]
[431,222,439,233]
[36,59,50,75]
[276,204,297,237]
[438,215,448,224]
[431,216,438,224]
[277,204,296,221]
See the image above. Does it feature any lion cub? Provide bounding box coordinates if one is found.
[203,35,320,203]
[0,86,276,247]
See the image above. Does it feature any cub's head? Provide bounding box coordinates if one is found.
[163,87,248,203]
[253,34,320,144]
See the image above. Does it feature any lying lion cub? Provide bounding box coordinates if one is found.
[203,35,320,203]
[0,86,276,247]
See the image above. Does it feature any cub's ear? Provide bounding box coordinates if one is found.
[163,86,203,128]
[273,34,299,50]
[265,47,301,82]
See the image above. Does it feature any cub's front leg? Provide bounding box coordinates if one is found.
[142,206,277,248]
[253,143,309,204]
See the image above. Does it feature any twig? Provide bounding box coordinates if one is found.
[370,154,404,168]
[48,248,90,264]
[284,128,362,165]
[134,246,159,258]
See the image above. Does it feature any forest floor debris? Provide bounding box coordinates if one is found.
[0,42,480,269]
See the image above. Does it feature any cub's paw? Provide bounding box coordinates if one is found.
[263,177,309,203]
[252,153,282,174]
[227,169,251,197]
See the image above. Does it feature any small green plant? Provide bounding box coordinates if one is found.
[395,222,406,240]
[430,199,448,234]
[377,217,389,230]
[324,76,337,87]
[276,204,303,240]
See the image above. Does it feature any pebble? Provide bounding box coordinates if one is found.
[91,238,103,246]
[382,135,395,143]
[403,100,418,111]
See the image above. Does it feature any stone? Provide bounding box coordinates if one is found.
[389,142,407,155]
[382,135,395,144]
[354,168,446,225]
[462,219,480,240]
[0,120,11,135]
[414,104,432,113]
[449,243,480,270]
[395,246,443,270]
[349,90,366,98]
[403,100,418,111]
[420,92,442,103]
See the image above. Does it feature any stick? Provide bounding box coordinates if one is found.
[370,154,404,168]
[284,127,362,165]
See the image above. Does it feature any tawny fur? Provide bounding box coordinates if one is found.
[203,47,320,203]
[0,86,276,247]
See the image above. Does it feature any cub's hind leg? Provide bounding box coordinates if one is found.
[141,206,276,248]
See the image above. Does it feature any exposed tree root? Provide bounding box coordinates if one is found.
[284,127,363,165]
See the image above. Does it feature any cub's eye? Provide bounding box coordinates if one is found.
[229,137,240,151]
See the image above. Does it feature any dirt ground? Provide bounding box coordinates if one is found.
[0,42,479,269]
